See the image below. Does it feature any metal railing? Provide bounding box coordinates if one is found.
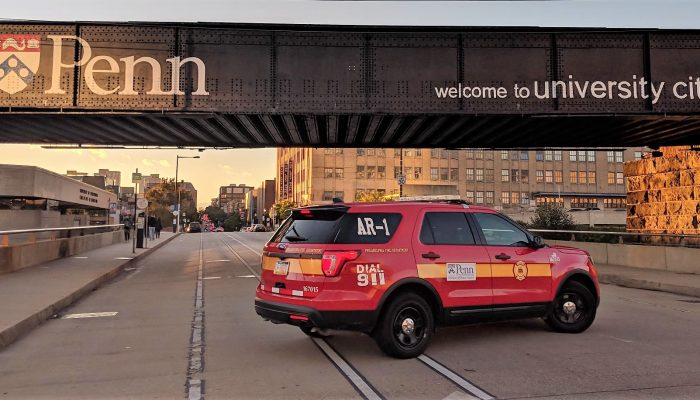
[529,228,700,247]
[0,224,123,247]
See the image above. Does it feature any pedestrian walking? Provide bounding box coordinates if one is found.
[148,215,156,240]
[123,217,132,241]
[155,217,162,239]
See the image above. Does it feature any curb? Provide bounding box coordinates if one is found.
[0,233,182,349]
[599,273,700,299]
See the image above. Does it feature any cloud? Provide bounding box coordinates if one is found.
[142,159,154,167]
[158,159,171,167]
[217,164,233,170]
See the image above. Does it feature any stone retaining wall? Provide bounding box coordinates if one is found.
[625,147,700,235]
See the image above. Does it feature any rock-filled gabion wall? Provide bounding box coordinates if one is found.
[625,147,700,234]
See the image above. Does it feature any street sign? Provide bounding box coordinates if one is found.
[132,172,142,183]
[397,174,406,186]
[136,198,148,209]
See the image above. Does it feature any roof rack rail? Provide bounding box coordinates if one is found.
[398,196,470,207]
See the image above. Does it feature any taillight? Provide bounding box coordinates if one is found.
[321,250,360,277]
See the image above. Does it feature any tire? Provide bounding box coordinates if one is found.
[374,293,434,359]
[299,326,331,338]
[545,281,597,333]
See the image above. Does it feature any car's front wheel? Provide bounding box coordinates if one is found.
[545,281,597,333]
[374,293,433,359]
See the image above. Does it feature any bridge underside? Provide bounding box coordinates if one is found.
[1,113,698,148]
[4,22,700,148]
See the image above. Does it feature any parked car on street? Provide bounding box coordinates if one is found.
[255,200,600,358]
[187,222,202,233]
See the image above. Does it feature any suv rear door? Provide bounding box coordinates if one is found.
[412,209,492,308]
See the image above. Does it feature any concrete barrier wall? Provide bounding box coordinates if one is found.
[0,230,123,275]
[545,239,700,274]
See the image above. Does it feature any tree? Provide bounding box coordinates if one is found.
[272,200,296,223]
[529,204,575,230]
[203,205,227,227]
[223,213,242,232]
[355,190,387,202]
[145,178,198,227]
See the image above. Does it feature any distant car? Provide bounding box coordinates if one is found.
[252,224,267,232]
[188,222,202,233]
[215,227,224,232]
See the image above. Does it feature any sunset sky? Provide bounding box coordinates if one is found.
[0,144,276,209]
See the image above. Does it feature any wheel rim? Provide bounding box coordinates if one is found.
[554,291,588,325]
[392,306,426,349]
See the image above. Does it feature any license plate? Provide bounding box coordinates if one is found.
[274,261,290,276]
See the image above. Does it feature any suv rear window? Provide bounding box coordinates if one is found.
[272,209,401,244]
[273,209,346,244]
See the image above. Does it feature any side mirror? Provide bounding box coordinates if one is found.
[531,235,545,248]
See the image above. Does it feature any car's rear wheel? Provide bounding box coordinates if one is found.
[374,292,433,359]
[545,281,596,333]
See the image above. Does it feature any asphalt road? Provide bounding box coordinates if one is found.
[0,233,698,400]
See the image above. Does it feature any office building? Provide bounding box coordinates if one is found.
[276,148,647,215]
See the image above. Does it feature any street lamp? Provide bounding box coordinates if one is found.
[175,155,200,233]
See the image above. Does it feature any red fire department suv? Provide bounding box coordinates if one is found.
[255,201,600,358]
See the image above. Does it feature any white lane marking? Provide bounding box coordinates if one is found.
[62,312,118,319]
[186,232,206,400]
[418,355,495,400]
[124,267,137,271]
[73,256,88,259]
[236,275,257,278]
[206,259,230,263]
[217,235,261,280]
[312,338,382,400]
[224,233,263,256]
[114,257,134,260]
[443,390,479,400]
[187,379,203,400]
[203,276,221,280]
[600,334,633,343]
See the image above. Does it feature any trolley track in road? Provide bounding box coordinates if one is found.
[218,232,497,400]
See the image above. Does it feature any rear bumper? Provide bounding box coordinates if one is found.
[254,298,377,333]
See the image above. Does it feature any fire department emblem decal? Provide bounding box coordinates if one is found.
[513,261,528,281]
[0,35,41,95]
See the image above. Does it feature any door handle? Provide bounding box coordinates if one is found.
[422,252,441,259]
[495,253,511,260]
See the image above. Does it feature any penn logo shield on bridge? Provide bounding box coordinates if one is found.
[0,35,41,94]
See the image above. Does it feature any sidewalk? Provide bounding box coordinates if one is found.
[0,232,180,349]
[597,263,700,298]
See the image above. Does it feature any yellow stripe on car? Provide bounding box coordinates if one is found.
[417,263,492,279]
[417,263,551,279]
[262,256,323,275]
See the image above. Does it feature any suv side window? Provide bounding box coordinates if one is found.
[420,212,475,245]
[473,212,530,247]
